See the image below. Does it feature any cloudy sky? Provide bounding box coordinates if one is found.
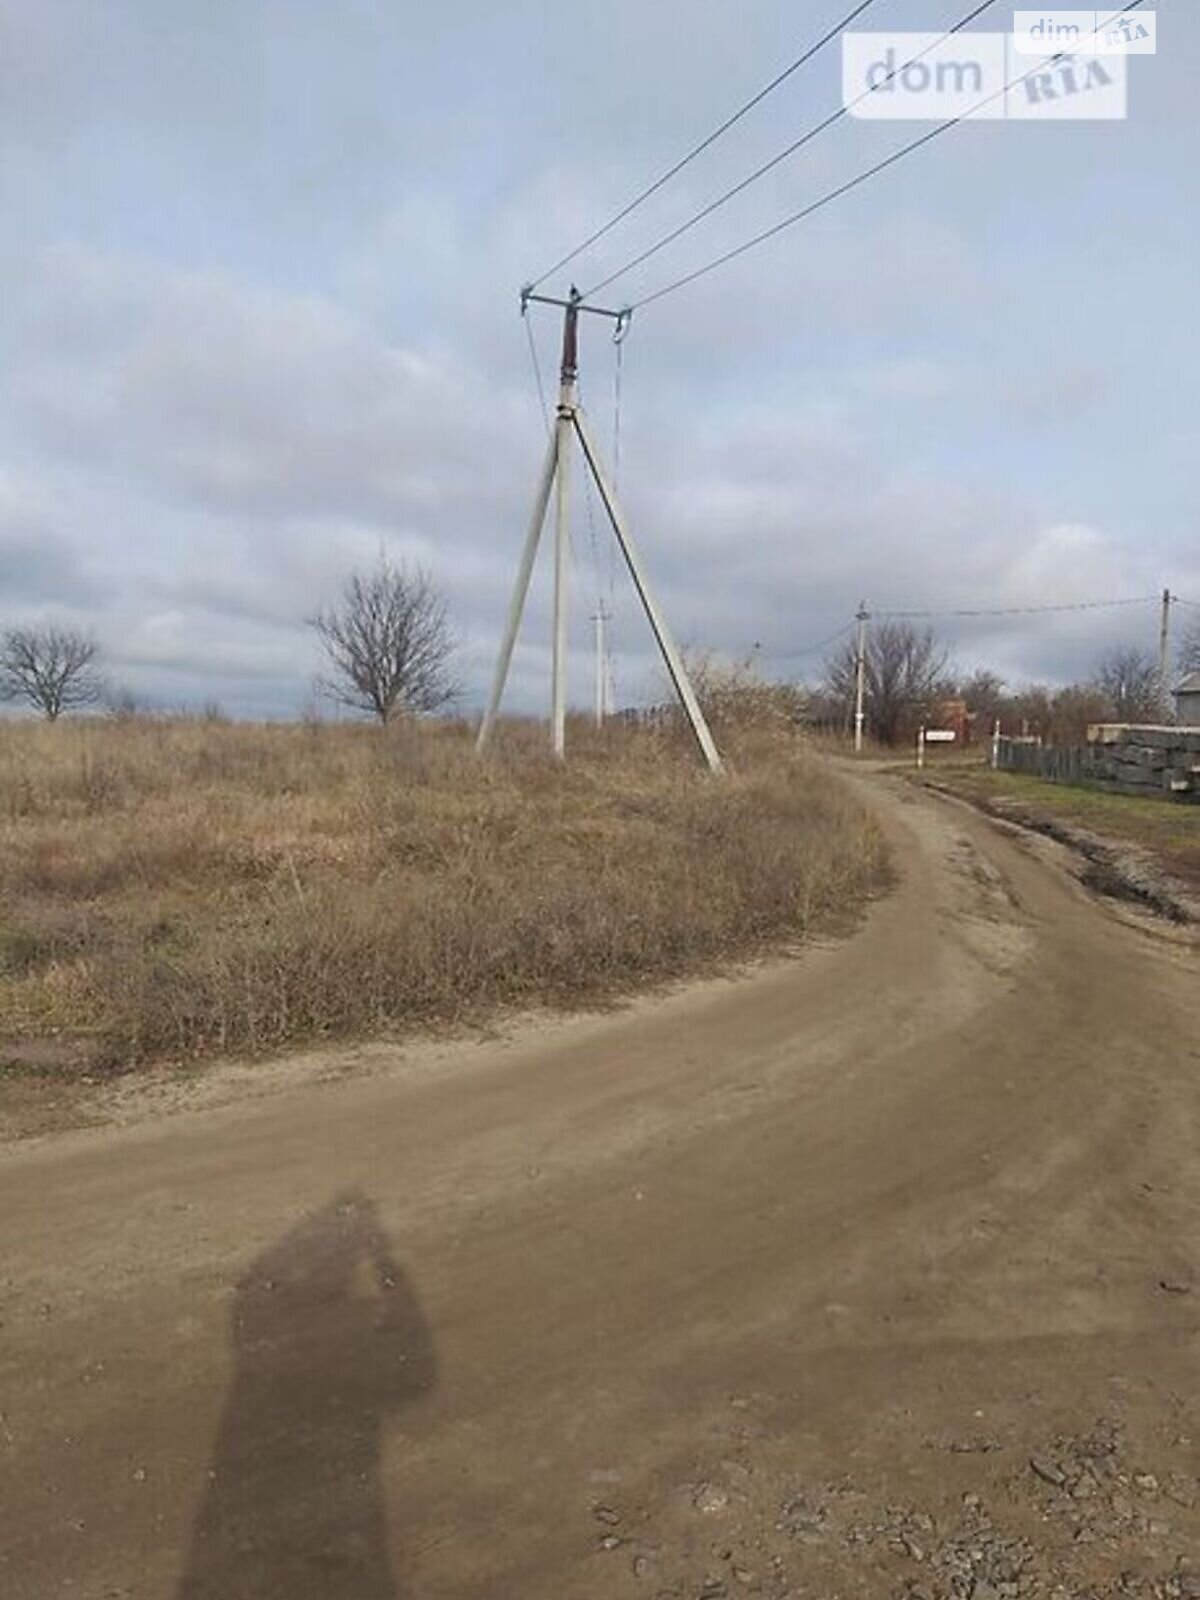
[1,0,1196,716]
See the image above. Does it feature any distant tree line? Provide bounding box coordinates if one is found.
[1,572,1197,735]
[810,620,1200,747]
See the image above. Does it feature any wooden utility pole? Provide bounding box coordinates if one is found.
[853,602,869,754]
[478,290,722,772]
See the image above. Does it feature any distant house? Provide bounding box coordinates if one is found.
[932,697,971,743]
[1175,671,1200,726]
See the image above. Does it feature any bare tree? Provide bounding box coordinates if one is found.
[825,621,951,745]
[1048,683,1112,744]
[0,624,103,720]
[310,555,456,724]
[1179,622,1200,676]
[1093,646,1161,723]
[959,668,1006,731]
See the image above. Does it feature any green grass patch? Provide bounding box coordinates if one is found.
[922,761,1200,893]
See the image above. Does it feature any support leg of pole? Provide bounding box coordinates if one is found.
[853,604,868,754]
[572,407,722,774]
[551,411,571,759]
[477,428,559,753]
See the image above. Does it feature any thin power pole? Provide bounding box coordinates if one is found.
[593,602,610,726]
[853,602,869,753]
[1158,587,1173,713]
[551,294,580,759]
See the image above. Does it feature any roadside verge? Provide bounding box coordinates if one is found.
[917,766,1199,926]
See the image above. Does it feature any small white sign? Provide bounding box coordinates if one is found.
[1012,10,1157,56]
[924,730,958,743]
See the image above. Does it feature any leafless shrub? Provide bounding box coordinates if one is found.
[681,652,806,735]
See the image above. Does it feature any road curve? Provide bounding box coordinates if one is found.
[1,771,1197,1598]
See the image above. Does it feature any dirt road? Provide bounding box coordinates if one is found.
[2,773,1198,1599]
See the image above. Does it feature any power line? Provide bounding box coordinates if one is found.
[759,620,857,660]
[576,376,606,615]
[585,0,1002,300]
[528,0,886,291]
[612,333,625,494]
[878,594,1160,620]
[522,309,551,436]
[629,0,1150,311]
[759,592,1167,662]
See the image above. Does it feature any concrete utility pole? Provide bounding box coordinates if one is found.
[592,603,610,727]
[853,602,869,754]
[551,296,579,759]
[1159,587,1173,714]
[478,289,722,772]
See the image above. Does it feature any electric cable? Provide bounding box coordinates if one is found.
[760,619,858,659]
[528,0,887,290]
[628,0,1150,310]
[878,594,1160,619]
[523,309,551,436]
[585,0,1003,299]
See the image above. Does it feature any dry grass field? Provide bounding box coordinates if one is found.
[0,713,887,1079]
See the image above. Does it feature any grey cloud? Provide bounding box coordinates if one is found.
[0,0,1194,716]
[0,467,108,607]
[18,256,519,525]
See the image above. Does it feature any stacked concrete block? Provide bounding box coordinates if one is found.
[1087,725,1200,799]
[998,726,1200,801]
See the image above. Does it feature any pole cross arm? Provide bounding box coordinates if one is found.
[520,288,632,325]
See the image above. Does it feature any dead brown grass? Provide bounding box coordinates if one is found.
[0,714,888,1076]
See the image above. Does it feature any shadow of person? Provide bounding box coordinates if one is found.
[179,1190,436,1600]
